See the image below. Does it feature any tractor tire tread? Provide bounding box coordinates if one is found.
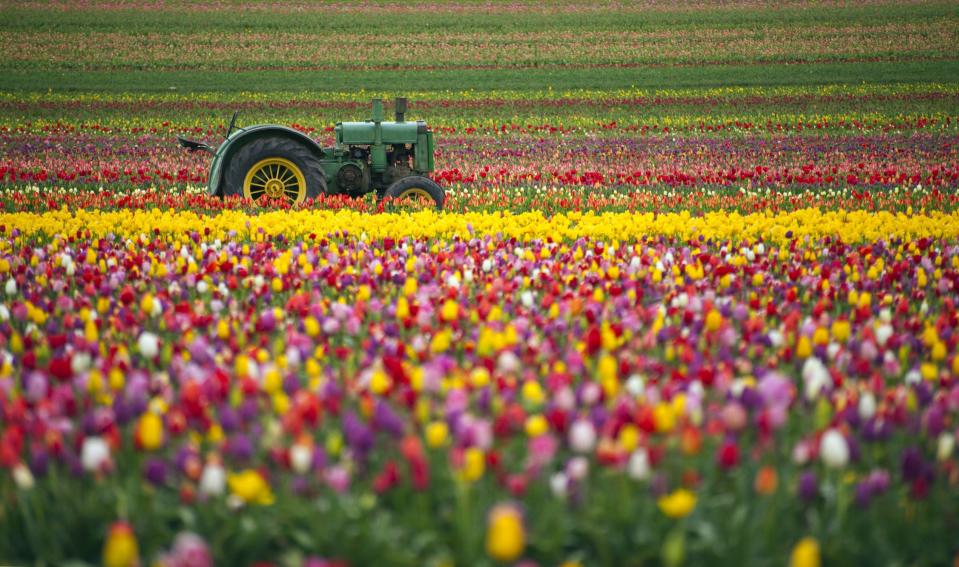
[223,136,328,202]
[383,175,445,210]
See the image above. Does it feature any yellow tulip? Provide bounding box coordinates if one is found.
[524,414,549,437]
[227,469,274,505]
[425,421,449,448]
[789,537,821,567]
[485,503,525,563]
[102,521,139,567]
[441,299,459,321]
[705,309,722,332]
[657,488,697,519]
[462,447,485,482]
[135,412,164,451]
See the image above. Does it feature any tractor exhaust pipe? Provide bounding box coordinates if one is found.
[395,97,407,123]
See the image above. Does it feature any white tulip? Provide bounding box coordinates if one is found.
[12,463,34,490]
[290,444,313,474]
[905,369,921,385]
[138,332,160,359]
[81,436,110,472]
[567,456,589,480]
[820,429,849,469]
[625,374,645,397]
[71,352,91,374]
[768,330,784,347]
[520,290,534,308]
[496,351,520,374]
[555,387,575,411]
[199,462,226,496]
[858,392,877,420]
[802,357,829,401]
[827,342,841,360]
[875,324,893,346]
[549,472,569,499]
[568,419,596,453]
[627,449,651,481]
[937,433,955,462]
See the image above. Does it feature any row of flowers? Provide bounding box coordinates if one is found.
[3,207,959,242]
[4,83,954,105]
[2,130,957,190]
[2,185,956,215]
[4,21,954,72]
[5,114,955,135]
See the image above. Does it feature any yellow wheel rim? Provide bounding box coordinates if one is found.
[243,157,307,204]
[399,187,432,201]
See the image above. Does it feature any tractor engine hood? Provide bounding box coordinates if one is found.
[335,120,427,145]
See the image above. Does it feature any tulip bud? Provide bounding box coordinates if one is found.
[802,357,829,400]
[566,456,589,481]
[627,449,651,481]
[290,443,313,474]
[137,332,160,359]
[520,290,534,308]
[661,528,686,567]
[81,436,111,473]
[937,432,955,462]
[789,537,821,567]
[549,472,568,499]
[858,392,877,420]
[485,503,525,563]
[135,412,164,451]
[568,419,596,453]
[199,462,226,496]
[102,521,139,567]
[12,462,34,490]
[820,429,849,469]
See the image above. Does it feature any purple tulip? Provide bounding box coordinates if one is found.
[797,471,818,501]
[901,447,924,481]
[226,434,254,463]
[218,405,240,432]
[29,448,49,477]
[854,480,873,508]
[372,401,405,438]
[342,411,374,457]
[867,469,891,494]
[144,457,167,486]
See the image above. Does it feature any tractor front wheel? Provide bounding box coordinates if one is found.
[383,176,445,210]
[224,137,327,206]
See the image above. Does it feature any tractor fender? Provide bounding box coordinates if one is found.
[206,125,326,196]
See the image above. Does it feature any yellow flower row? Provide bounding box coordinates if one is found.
[4,209,959,243]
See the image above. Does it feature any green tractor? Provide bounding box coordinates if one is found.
[177,97,445,209]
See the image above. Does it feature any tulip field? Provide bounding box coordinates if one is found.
[1,1,959,566]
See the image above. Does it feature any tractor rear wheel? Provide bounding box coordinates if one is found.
[383,176,445,210]
[224,137,327,205]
